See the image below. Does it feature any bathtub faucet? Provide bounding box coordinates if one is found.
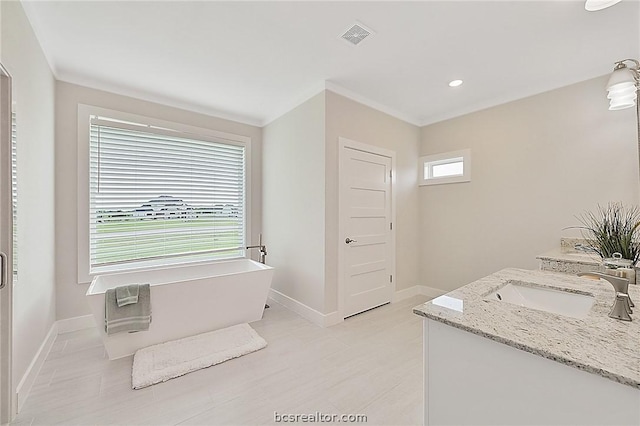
[247,235,269,309]
[246,234,267,264]
[246,244,267,264]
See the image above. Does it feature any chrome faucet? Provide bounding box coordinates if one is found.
[577,272,633,321]
[246,234,269,310]
[246,234,267,264]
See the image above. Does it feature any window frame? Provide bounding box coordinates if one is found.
[77,104,252,284]
[419,149,471,186]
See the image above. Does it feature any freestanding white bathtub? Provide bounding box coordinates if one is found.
[86,259,274,360]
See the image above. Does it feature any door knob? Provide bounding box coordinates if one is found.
[345,238,357,244]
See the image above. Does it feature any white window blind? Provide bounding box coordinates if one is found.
[89,116,246,270]
[11,111,17,282]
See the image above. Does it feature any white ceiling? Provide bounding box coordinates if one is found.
[22,1,640,127]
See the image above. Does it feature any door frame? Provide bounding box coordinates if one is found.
[0,62,14,424]
[337,137,396,320]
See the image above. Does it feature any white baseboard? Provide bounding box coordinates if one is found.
[16,322,57,412]
[56,314,95,334]
[268,289,343,327]
[393,285,447,302]
[322,311,343,327]
[420,285,447,299]
[392,285,420,302]
[269,286,447,327]
[16,314,95,413]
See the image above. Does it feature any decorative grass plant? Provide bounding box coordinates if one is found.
[574,203,640,264]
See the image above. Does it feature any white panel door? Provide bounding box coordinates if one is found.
[341,146,393,318]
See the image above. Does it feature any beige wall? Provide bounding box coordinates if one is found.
[419,76,640,292]
[262,92,327,312]
[55,81,263,320]
[325,91,421,312]
[262,90,420,316]
[1,1,56,386]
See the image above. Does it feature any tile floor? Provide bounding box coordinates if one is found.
[12,296,428,426]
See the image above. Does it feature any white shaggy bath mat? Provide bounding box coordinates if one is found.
[131,323,266,389]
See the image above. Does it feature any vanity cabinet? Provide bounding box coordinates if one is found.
[414,268,640,426]
[423,318,639,426]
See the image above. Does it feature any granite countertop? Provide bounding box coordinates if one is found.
[413,268,640,389]
[536,248,601,265]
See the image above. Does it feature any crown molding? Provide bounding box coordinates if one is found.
[263,80,423,128]
[324,81,422,127]
[20,0,58,76]
[56,72,264,128]
[261,81,327,127]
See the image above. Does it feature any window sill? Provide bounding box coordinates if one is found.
[83,254,247,282]
[419,175,471,186]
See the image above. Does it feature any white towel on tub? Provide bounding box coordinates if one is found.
[115,283,142,307]
[105,284,151,335]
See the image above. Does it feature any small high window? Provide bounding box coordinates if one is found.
[419,149,471,186]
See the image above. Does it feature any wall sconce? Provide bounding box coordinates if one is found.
[607,59,639,110]
[606,59,640,187]
[585,0,622,11]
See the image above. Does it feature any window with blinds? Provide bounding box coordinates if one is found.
[11,111,17,282]
[89,116,246,271]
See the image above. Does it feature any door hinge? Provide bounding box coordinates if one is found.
[390,275,393,283]
[390,222,393,230]
[389,170,392,179]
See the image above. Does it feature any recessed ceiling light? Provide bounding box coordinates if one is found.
[448,79,463,87]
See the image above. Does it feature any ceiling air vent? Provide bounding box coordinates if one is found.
[340,22,374,46]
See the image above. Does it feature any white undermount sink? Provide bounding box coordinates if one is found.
[485,281,595,319]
